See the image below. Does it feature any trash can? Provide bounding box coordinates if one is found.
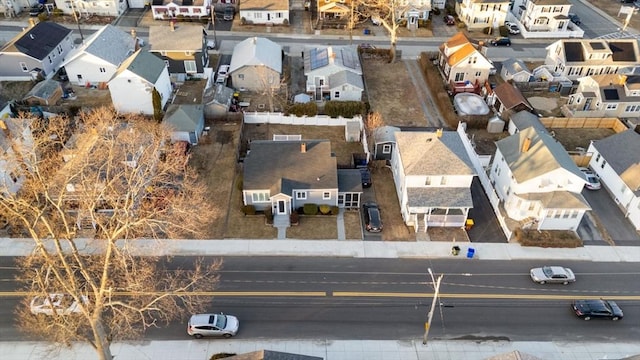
[363,28,370,35]
[465,219,474,230]
[466,247,475,259]
[451,246,460,256]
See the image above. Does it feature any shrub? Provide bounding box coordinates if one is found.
[242,205,256,215]
[282,18,289,26]
[319,204,331,215]
[296,207,304,214]
[514,228,583,248]
[287,102,317,117]
[52,8,63,16]
[290,212,299,224]
[264,207,273,224]
[241,17,247,25]
[37,13,48,22]
[324,101,366,118]
[331,206,339,215]
[303,203,318,215]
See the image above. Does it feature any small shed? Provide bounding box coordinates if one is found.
[500,58,533,83]
[373,125,400,161]
[22,79,63,106]
[486,116,505,133]
[203,84,235,118]
[345,120,361,142]
[162,104,205,145]
[490,82,533,116]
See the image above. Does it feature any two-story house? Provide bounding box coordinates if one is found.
[566,74,640,118]
[545,39,640,81]
[437,33,494,90]
[587,128,640,231]
[149,22,210,82]
[456,0,510,30]
[512,0,571,30]
[0,21,74,81]
[61,25,136,87]
[390,130,476,231]
[239,0,290,25]
[303,45,363,101]
[317,0,350,21]
[53,0,128,17]
[490,125,590,231]
[397,0,431,29]
[151,0,211,20]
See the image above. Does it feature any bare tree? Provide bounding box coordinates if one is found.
[1,108,221,360]
[364,111,385,139]
[254,65,290,112]
[353,0,403,62]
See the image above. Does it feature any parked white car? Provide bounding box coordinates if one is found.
[30,293,88,316]
[530,266,576,284]
[579,167,601,190]
[187,313,239,338]
[216,64,230,84]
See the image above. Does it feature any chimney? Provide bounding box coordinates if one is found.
[28,18,36,28]
[436,128,443,138]
[619,74,627,86]
[170,21,175,32]
[522,137,531,153]
[300,142,306,153]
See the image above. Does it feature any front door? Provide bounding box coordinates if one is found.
[277,200,286,214]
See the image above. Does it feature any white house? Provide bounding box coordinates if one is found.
[162,104,205,145]
[108,50,172,116]
[304,45,363,101]
[390,130,476,231]
[500,58,532,83]
[151,0,211,20]
[397,0,431,29]
[545,39,640,81]
[509,0,583,38]
[61,25,136,87]
[490,126,590,231]
[566,74,640,118]
[53,0,128,17]
[239,0,289,25]
[456,0,510,30]
[587,129,640,231]
[229,37,282,92]
[437,32,494,88]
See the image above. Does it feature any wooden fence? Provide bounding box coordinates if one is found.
[539,117,628,132]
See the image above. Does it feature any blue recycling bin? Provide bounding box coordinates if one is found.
[364,28,370,35]
[466,247,475,259]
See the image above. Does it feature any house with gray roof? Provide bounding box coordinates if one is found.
[304,45,363,101]
[587,128,640,231]
[162,104,205,145]
[243,140,362,225]
[507,110,544,135]
[500,58,532,83]
[545,39,640,81]
[0,21,74,81]
[22,78,63,106]
[149,23,210,82]
[108,50,172,116]
[372,125,400,161]
[229,37,282,92]
[565,74,640,118]
[61,25,136,87]
[490,126,590,231]
[390,130,476,231]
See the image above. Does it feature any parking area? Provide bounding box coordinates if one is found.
[582,188,640,245]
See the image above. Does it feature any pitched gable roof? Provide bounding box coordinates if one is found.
[304,45,361,75]
[113,49,167,83]
[9,22,72,60]
[551,39,640,65]
[496,126,581,183]
[230,37,282,74]
[502,58,531,75]
[240,0,288,10]
[243,140,337,195]
[149,23,203,51]
[394,131,475,176]
[328,70,363,89]
[493,83,532,111]
[64,25,135,67]
[591,129,640,194]
[447,43,477,66]
[162,104,203,132]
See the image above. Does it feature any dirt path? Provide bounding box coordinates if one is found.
[403,60,448,128]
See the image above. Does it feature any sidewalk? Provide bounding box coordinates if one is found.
[3,339,640,360]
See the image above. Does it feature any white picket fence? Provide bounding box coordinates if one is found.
[243,112,362,127]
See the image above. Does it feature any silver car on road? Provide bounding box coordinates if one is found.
[530,266,575,284]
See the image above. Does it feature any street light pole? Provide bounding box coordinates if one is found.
[423,268,443,346]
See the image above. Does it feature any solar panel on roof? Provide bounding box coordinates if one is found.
[603,89,619,100]
[310,48,329,70]
[341,49,357,69]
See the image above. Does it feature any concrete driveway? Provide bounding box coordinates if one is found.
[582,188,640,245]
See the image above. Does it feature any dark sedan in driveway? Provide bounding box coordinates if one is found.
[363,202,382,232]
[572,299,623,321]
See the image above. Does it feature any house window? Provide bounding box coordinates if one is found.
[99,67,106,73]
[251,192,269,202]
[440,177,447,185]
[238,74,244,79]
[425,177,431,185]
[184,60,197,73]
[193,8,201,13]
[48,55,52,64]
[601,160,607,169]
[562,211,569,219]
[454,72,464,81]
[334,91,340,98]
[621,184,627,194]
[254,12,263,18]
[475,71,482,77]
[595,154,601,162]
[276,12,283,18]
[57,45,63,54]
[382,144,391,154]
[323,192,331,200]
[606,104,617,110]
[296,191,307,200]
[528,203,535,211]
[570,210,578,219]
[19,62,28,72]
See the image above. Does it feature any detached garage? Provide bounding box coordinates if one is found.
[162,104,205,145]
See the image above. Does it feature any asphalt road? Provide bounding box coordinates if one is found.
[1,256,639,342]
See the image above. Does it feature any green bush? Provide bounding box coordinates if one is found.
[303,203,318,215]
[287,102,318,117]
[242,205,256,215]
[324,101,366,118]
[319,204,331,215]
[331,206,339,215]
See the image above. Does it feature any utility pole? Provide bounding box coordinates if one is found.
[70,0,84,43]
[423,267,443,346]
[209,5,218,49]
